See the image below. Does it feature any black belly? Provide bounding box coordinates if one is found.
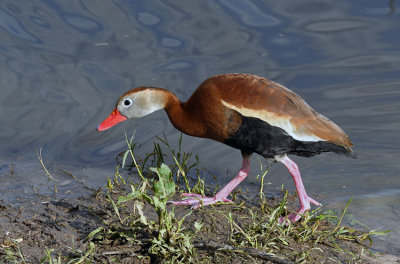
[224,115,351,158]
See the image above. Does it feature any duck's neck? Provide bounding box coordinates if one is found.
[160,89,206,138]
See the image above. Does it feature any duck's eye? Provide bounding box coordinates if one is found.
[123,98,132,106]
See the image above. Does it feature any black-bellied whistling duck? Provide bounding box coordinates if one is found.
[97,73,353,223]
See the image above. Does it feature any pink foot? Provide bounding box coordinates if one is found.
[275,154,322,224]
[171,193,233,209]
[171,157,251,209]
[279,196,321,224]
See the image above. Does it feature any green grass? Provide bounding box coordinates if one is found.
[3,133,388,263]
[88,133,389,263]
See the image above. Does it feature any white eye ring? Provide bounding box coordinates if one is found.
[123,98,133,107]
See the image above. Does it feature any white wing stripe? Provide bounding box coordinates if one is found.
[221,100,324,142]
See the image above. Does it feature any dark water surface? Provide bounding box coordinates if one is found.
[0,0,399,253]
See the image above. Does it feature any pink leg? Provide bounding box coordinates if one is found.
[171,157,250,209]
[276,154,321,223]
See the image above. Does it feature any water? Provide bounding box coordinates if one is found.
[0,0,399,254]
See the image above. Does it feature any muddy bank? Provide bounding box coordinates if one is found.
[0,182,397,263]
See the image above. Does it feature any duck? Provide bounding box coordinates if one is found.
[97,73,354,223]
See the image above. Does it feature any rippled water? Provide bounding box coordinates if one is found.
[0,0,399,253]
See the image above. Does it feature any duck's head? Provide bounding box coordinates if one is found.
[97,87,168,131]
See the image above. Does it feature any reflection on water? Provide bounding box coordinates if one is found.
[0,0,399,253]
